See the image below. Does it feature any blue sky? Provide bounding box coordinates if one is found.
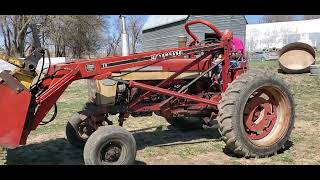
[245,15,303,24]
[245,15,264,23]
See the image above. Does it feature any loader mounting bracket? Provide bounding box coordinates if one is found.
[0,70,25,93]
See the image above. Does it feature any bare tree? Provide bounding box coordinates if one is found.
[0,15,34,57]
[104,17,122,56]
[247,28,259,52]
[127,16,144,54]
[260,15,297,23]
[107,33,121,55]
[44,15,70,57]
[66,15,106,58]
[302,15,320,20]
[279,25,298,46]
[44,15,107,58]
[260,28,280,50]
[0,15,109,58]
[101,15,145,56]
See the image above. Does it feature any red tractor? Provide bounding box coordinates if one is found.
[0,19,295,165]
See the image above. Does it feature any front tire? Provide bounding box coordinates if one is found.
[217,70,295,158]
[83,126,137,165]
[66,112,89,148]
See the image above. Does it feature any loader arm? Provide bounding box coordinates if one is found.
[0,19,233,148]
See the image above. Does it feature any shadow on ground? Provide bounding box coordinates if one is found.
[6,126,221,165]
[222,140,294,158]
[6,138,84,165]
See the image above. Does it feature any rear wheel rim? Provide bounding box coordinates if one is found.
[243,86,291,147]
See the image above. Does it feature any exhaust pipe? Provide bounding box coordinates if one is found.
[120,15,129,56]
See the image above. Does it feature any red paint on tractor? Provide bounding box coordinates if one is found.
[0,81,32,148]
[0,19,240,147]
[244,90,278,140]
[128,81,220,106]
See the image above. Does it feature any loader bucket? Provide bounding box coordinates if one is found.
[0,70,32,149]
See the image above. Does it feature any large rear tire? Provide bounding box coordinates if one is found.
[217,70,295,158]
[83,125,136,165]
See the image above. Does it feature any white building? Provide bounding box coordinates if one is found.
[246,18,320,52]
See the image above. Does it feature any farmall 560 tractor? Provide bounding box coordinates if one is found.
[0,19,295,165]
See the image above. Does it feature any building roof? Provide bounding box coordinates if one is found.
[142,15,189,31]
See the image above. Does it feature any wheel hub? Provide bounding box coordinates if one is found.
[102,142,122,163]
[244,90,278,140]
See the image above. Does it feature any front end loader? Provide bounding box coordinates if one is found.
[0,19,295,165]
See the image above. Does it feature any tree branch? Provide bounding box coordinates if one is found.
[17,16,32,39]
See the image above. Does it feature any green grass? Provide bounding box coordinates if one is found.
[248,60,279,71]
[31,80,88,136]
[274,153,295,163]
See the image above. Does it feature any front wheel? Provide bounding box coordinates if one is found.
[217,70,295,158]
[66,112,89,148]
[83,126,137,165]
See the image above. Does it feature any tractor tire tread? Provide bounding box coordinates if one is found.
[216,69,295,158]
